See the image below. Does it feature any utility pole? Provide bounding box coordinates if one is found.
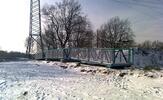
[26,0,44,59]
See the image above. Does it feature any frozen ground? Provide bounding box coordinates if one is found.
[0,61,163,100]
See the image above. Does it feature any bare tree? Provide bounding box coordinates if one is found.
[25,37,35,53]
[138,40,163,50]
[71,16,94,48]
[42,0,92,48]
[97,16,135,48]
[138,40,152,49]
[42,25,58,50]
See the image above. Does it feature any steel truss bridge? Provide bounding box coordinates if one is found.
[27,0,134,67]
[35,48,134,67]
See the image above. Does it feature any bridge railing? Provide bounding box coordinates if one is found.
[35,48,134,66]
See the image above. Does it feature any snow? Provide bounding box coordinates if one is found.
[0,61,163,100]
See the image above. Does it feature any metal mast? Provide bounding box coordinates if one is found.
[26,0,44,58]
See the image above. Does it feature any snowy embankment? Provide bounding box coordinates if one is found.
[134,49,163,67]
[0,61,163,100]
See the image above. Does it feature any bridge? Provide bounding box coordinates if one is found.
[35,48,134,68]
[26,0,134,68]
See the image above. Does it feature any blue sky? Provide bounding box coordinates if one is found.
[0,0,162,52]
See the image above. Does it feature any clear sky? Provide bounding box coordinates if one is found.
[0,0,163,52]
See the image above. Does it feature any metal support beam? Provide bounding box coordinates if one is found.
[26,0,44,59]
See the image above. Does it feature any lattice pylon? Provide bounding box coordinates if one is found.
[26,0,44,58]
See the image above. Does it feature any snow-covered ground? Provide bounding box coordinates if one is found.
[0,61,163,100]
